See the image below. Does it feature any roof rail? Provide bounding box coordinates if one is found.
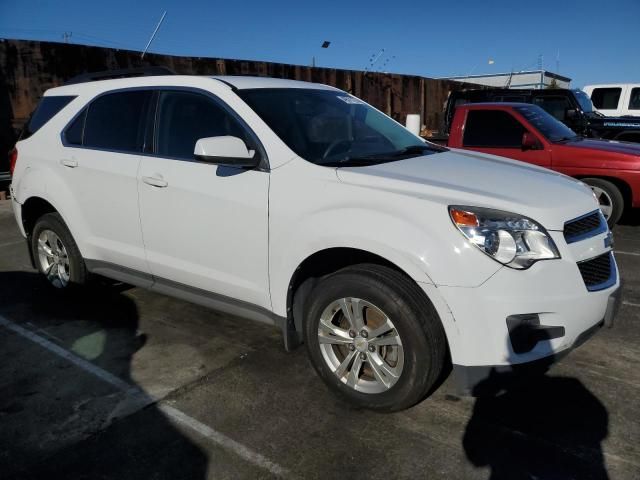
[64,66,176,85]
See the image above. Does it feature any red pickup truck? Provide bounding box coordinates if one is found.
[446,103,640,225]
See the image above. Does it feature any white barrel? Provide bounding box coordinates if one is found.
[405,114,421,136]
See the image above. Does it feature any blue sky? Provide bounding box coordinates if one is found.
[1,0,638,88]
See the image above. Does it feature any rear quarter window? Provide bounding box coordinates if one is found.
[20,96,76,140]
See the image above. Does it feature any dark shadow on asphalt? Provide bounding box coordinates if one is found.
[0,271,208,480]
[619,208,640,226]
[462,336,610,480]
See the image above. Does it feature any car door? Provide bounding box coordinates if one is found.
[461,109,551,168]
[60,89,154,274]
[137,89,270,309]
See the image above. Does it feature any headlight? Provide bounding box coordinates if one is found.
[449,206,560,269]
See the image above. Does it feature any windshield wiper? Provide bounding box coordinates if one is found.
[394,144,447,155]
[554,135,580,143]
[320,144,446,167]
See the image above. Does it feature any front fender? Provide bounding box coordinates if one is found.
[268,158,501,317]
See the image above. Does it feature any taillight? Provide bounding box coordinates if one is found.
[9,147,17,175]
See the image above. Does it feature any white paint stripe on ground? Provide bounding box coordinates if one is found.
[159,404,288,477]
[623,301,640,308]
[0,239,24,248]
[615,250,640,257]
[0,315,138,394]
[0,314,288,478]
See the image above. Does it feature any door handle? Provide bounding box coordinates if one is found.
[60,159,78,168]
[142,175,168,188]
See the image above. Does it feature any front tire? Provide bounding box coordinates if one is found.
[582,178,624,227]
[31,213,88,289]
[304,264,447,412]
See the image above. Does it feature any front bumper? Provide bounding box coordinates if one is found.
[424,225,620,394]
[452,285,620,395]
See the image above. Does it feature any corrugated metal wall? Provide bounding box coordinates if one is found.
[0,39,481,158]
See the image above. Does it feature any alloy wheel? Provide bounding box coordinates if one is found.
[591,185,614,221]
[37,229,71,288]
[317,297,404,394]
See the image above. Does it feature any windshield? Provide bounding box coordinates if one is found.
[573,90,594,113]
[514,105,579,143]
[237,88,445,166]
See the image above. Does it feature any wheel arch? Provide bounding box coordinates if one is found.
[575,175,632,212]
[21,196,60,237]
[283,247,454,357]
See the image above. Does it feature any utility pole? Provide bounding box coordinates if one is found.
[141,11,167,59]
[537,54,544,89]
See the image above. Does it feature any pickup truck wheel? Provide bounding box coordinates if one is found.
[32,213,88,289]
[582,178,624,227]
[304,264,447,412]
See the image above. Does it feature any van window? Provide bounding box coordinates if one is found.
[591,88,622,110]
[463,110,526,148]
[629,88,640,110]
[83,91,152,152]
[21,96,76,140]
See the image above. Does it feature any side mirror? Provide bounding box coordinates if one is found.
[565,108,577,119]
[522,132,542,151]
[194,136,258,168]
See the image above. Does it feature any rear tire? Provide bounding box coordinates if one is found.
[582,178,624,227]
[31,213,88,289]
[304,264,447,412]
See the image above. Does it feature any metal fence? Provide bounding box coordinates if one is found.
[0,39,482,159]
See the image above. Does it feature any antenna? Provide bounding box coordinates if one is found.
[141,11,167,59]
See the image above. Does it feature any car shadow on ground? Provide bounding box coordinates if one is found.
[463,336,610,480]
[619,208,640,226]
[0,271,208,480]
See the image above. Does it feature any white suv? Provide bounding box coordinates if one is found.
[9,71,621,411]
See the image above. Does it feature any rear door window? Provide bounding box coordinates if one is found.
[591,88,622,110]
[463,110,526,148]
[20,96,76,140]
[82,90,153,152]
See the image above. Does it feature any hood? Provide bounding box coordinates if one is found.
[336,149,597,231]
[561,138,640,156]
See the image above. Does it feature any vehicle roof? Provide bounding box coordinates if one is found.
[583,83,640,89]
[458,102,538,109]
[45,75,339,96]
[452,88,579,96]
[211,76,338,90]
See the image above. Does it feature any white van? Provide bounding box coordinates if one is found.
[583,84,640,117]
